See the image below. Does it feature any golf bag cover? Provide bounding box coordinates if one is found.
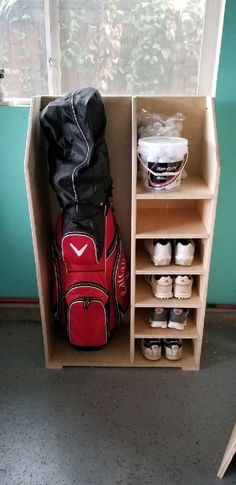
[40,88,130,349]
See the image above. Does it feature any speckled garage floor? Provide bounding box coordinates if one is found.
[0,311,236,485]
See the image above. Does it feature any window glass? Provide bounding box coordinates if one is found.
[59,0,206,95]
[0,0,48,97]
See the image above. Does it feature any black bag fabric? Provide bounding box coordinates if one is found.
[40,88,113,259]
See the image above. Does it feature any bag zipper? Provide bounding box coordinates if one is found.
[83,297,91,309]
[66,281,109,298]
[70,91,91,209]
[52,247,62,321]
[111,230,122,324]
[106,225,118,259]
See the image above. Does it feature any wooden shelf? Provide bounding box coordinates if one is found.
[134,308,199,339]
[136,208,209,239]
[135,276,202,308]
[134,340,198,370]
[48,323,131,369]
[25,94,219,371]
[136,175,213,199]
[135,243,205,275]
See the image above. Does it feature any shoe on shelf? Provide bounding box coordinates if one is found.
[145,275,173,299]
[144,239,172,266]
[141,338,162,360]
[173,275,193,299]
[163,339,183,360]
[174,239,195,266]
[149,308,168,328]
[168,308,189,330]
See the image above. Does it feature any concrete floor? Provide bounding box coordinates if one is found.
[0,310,236,485]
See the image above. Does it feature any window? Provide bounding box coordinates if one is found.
[59,0,205,95]
[0,0,225,99]
[0,0,48,97]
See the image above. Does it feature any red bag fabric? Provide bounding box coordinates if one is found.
[52,206,129,349]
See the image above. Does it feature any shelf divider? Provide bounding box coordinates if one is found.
[136,175,214,200]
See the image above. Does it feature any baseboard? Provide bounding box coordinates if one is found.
[0,304,40,323]
[0,304,235,324]
[205,307,236,325]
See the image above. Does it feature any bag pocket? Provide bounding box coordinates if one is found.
[62,233,104,269]
[66,275,110,349]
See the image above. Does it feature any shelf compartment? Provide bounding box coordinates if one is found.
[136,208,209,239]
[135,276,202,308]
[136,176,214,200]
[134,308,199,339]
[134,339,198,370]
[135,242,205,275]
[48,322,131,369]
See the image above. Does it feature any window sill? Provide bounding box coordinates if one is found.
[0,98,31,107]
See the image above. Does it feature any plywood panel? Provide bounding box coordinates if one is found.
[103,96,132,259]
[201,97,220,193]
[130,96,138,362]
[136,176,213,199]
[136,208,209,239]
[49,323,131,368]
[24,97,55,365]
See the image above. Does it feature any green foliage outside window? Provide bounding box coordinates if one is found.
[0,0,204,97]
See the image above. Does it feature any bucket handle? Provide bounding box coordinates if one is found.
[137,150,188,177]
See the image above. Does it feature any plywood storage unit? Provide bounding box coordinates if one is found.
[25,95,219,369]
[130,96,220,370]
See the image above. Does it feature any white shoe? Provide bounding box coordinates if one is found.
[174,239,195,266]
[141,339,162,360]
[145,275,173,299]
[144,239,172,266]
[164,339,183,360]
[173,276,193,299]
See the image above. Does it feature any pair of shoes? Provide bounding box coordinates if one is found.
[141,338,183,361]
[149,308,189,330]
[145,275,193,299]
[144,239,195,266]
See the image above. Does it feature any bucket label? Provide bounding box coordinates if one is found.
[148,160,182,188]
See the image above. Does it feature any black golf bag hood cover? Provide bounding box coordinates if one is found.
[40,88,113,259]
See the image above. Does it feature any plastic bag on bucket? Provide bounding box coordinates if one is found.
[138,110,185,138]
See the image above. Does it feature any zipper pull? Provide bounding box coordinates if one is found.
[83,297,91,310]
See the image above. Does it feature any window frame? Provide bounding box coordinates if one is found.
[197,0,226,96]
[0,0,226,105]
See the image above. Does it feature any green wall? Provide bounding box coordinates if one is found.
[208,0,236,304]
[0,0,236,302]
[0,106,37,298]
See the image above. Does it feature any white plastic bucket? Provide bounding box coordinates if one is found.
[138,136,188,191]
